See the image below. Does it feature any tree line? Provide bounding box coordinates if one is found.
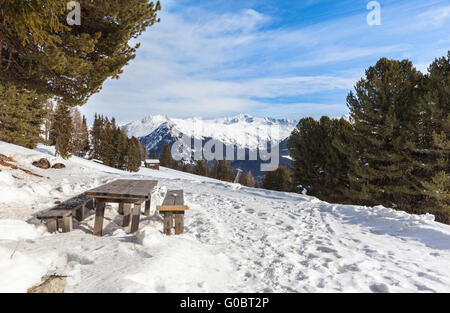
[285,53,449,224]
[157,143,258,188]
[46,107,145,172]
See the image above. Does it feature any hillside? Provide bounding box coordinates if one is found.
[0,140,449,293]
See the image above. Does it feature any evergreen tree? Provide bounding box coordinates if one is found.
[160,144,173,168]
[338,58,425,209]
[139,144,149,162]
[416,52,450,222]
[81,116,90,156]
[89,114,103,160]
[99,117,114,166]
[151,150,158,159]
[210,161,217,179]
[0,1,161,106]
[215,159,233,181]
[116,127,130,170]
[43,100,55,145]
[288,116,352,203]
[71,108,87,157]
[194,160,209,177]
[127,137,142,172]
[262,167,292,192]
[52,104,73,159]
[182,163,192,173]
[0,83,46,148]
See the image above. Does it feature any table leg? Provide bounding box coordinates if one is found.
[144,197,151,217]
[122,203,131,227]
[93,200,105,237]
[130,203,142,233]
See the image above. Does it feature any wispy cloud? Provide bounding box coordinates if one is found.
[82,0,450,122]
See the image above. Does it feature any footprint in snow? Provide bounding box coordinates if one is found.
[370,283,389,293]
[316,246,338,254]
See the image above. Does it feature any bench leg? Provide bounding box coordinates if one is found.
[163,212,174,235]
[46,218,57,233]
[122,203,131,227]
[75,205,86,222]
[130,203,141,234]
[62,216,73,233]
[118,203,124,215]
[144,197,151,217]
[93,200,106,237]
[174,212,184,235]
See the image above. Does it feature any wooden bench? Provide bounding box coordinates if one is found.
[157,190,189,235]
[37,194,94,233]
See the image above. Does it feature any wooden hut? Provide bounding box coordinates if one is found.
[144,159,160,170]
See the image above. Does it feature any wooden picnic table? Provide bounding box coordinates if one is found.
[85,179,158,236]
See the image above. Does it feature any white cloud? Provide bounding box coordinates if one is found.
[83,1,450,122]
[416,5,450,28]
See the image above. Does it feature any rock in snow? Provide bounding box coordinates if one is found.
[52,163,66,169]
[32,158,51,169]
[0,140,449,293]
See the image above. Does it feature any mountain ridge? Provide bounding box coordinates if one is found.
[123,114,297,180]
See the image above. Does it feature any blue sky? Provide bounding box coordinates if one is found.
[81,0,450,123]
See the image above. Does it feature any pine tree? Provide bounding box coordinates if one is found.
[288,116,352,203]
[215,159,233,181]
[338,58,425,209]
[0,1,162,106]
[151,150,158,159]
[43,100,55,145]
[262,167,292,192]
[139,144,149,162]
[127,137,142,172]
[160,144,173,168]
[116,128,130,170]
[71,108,86,157]
[99,117,114,166]
[416,52,450,222]
[0,83,46,148]
[194,160,209,177]
[52,104,73,159]
[81,116,90,156]
[89,114,103,160]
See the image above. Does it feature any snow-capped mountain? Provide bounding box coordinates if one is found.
[123,114,297,149]
[122,114,297,179]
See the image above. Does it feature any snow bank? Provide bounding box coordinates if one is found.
[0,220,42,241]
[130,227,234,292]
[0,247,49,293]
[0,220,64,293]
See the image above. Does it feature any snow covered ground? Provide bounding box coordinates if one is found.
[0,140,449,293]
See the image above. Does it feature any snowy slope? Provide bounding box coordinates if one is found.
[122,114,297,149]
[0,140,450,293]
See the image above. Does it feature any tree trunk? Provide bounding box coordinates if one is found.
[0,30,3,67]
